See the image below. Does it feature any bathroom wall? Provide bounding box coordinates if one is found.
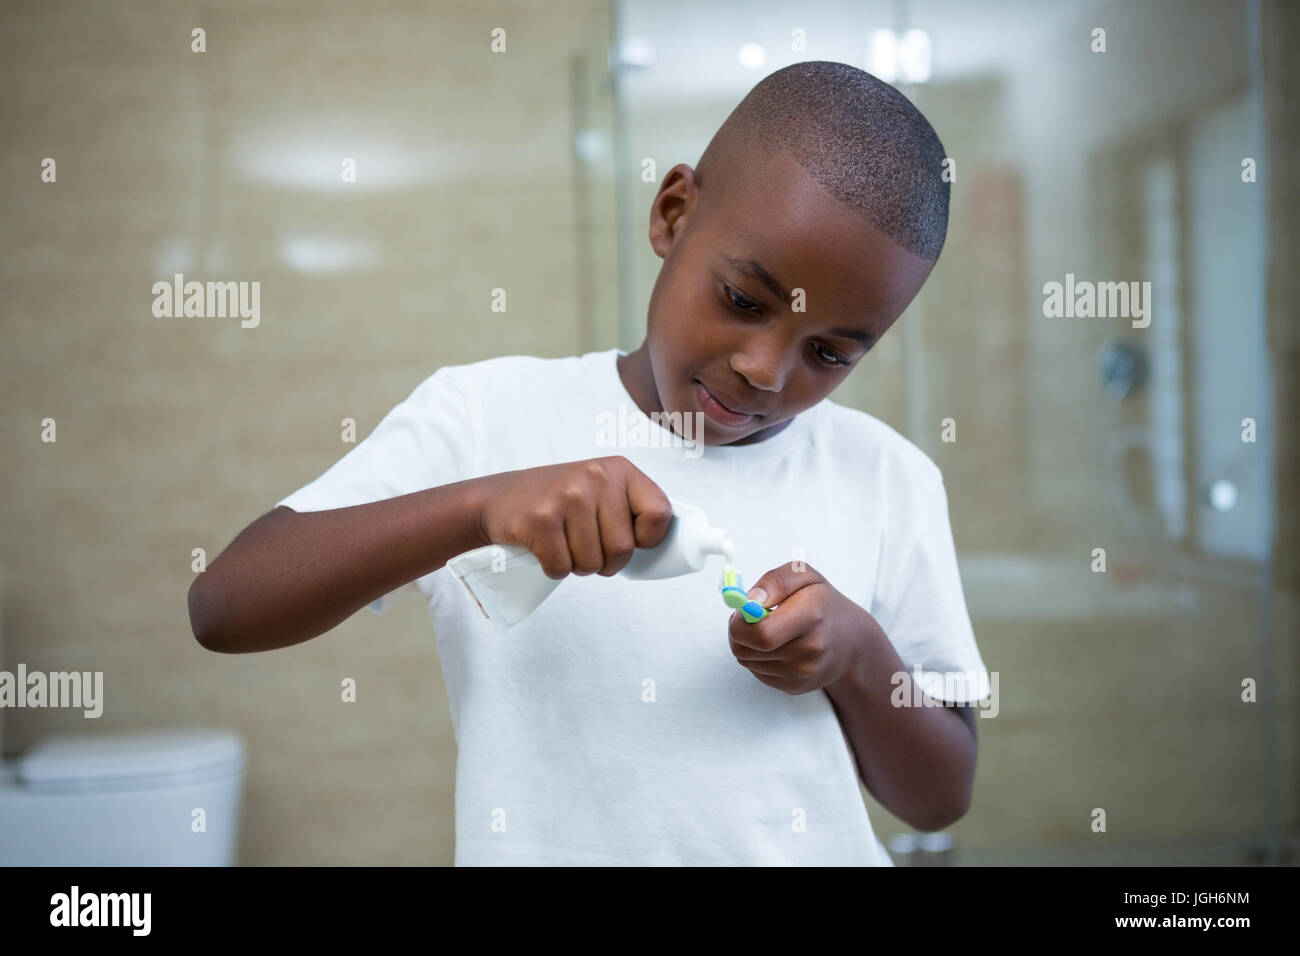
[950,0,1295,863]
[612,0,1297,863]
[0,0,616,864]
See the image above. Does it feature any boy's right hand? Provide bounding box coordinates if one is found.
[476,456,674,579]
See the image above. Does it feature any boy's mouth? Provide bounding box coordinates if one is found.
[694,379,759,426]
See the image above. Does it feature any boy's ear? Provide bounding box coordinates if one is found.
[648,164,699,257]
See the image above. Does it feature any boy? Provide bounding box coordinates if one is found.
[189,60,990,866]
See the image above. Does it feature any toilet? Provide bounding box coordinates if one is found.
[0,726,245,866]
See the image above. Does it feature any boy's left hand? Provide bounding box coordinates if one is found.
[727,562,871,695]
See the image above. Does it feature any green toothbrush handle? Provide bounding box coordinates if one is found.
[721,566,769,623]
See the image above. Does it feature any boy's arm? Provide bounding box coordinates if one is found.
[188,475,498,654]
[824,618,978,833]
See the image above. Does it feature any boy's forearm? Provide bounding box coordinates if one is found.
[189,475,498,654]
[823,618,976,832]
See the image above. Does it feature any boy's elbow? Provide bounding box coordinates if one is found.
[913,732,977,831]
[914,783,973,832]
[188,575,226,652]
[925,780,977,832]
[904,804,962,834]
[920,796,971,833]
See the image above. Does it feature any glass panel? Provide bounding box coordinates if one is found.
[609,0,1286,865]
[571,6,621,352]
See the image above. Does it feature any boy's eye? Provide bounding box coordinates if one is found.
[723,282,852,368]
[813,343,852,368]
[723,283,760,313]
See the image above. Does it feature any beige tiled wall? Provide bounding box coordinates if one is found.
[1,0,615,864]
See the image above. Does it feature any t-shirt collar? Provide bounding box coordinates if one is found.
[593,348,818,465]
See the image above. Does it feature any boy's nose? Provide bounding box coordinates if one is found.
[728,360,785,396]
[728,339,790,394]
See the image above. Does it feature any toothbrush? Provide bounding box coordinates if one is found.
[720,565,769,623]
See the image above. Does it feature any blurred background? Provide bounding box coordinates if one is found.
[0,0,1295,865]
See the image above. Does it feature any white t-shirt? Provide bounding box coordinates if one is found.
[276,347,990,866]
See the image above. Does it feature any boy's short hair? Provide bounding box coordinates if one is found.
[697,60,950,262]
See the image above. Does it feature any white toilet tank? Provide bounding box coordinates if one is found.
[0,726,245,866]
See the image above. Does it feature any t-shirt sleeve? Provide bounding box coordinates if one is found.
[870,475,990,704]
[274,364,476,615]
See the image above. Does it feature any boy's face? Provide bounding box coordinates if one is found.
[631,150,935,446]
